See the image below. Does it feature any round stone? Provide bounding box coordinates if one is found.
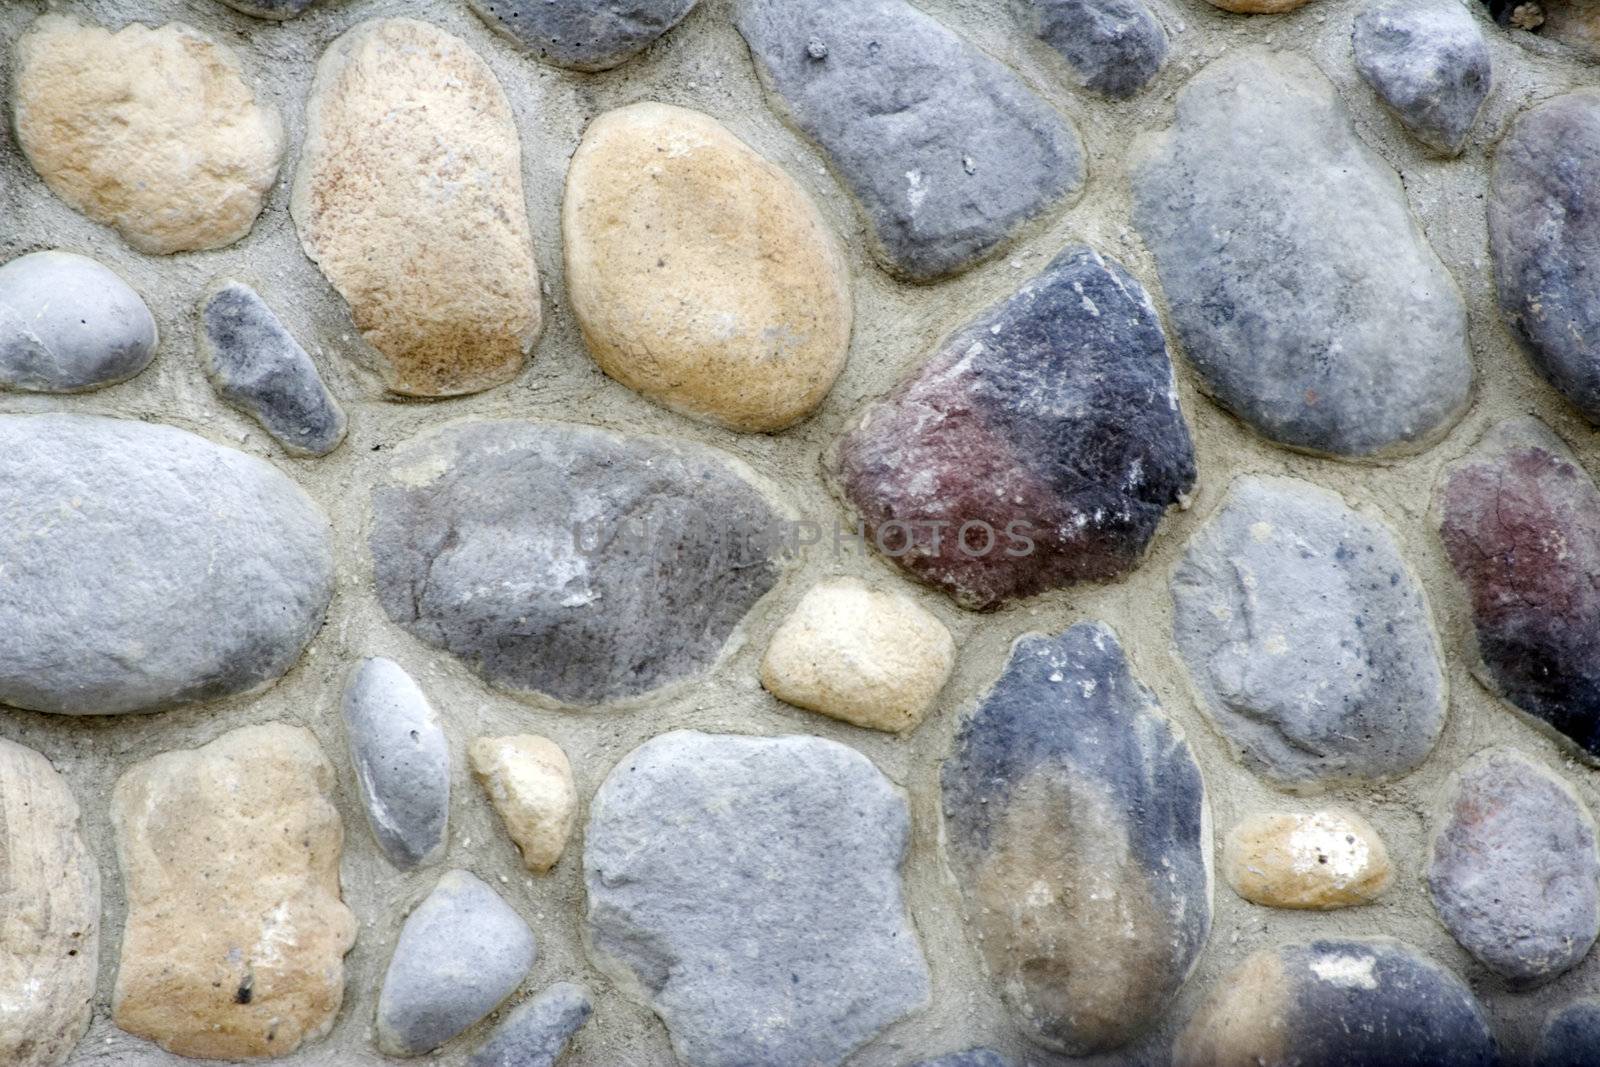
[1223,809,1392,910]
[0,250,156,393]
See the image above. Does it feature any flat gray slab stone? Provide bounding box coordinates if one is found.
[0,250,156,393]
[1017,0,1167,98]
[1353,0,1491,155]
[466,0,698,70]
[467,982,591,1067]
[341,658,450,870]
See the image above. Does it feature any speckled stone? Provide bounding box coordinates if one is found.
[467,983,592,1067]
[912,1052,1011,1067]
[216,0,320,17]
[1223,810,1392,909]
[1536,999,1600,1067]
[0,250,156,393]
[1016,0,1168,98]
[1353,0,1491,155]
[466,0,698,70]
[341,658,450,871]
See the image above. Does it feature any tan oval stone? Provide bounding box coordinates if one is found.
[1223,809,1391,909]
[111,724,356,1061]
[563,102,851,431]
[12,15,284,255]
[292,18,541,397]
[470,735,577,872]
[0,738,98,1067]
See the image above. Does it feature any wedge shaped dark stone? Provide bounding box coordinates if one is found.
[1435,418,1600,759]
[1353,0,1491,155]
[371,421,786,706]
[1489,93,1600,423]
[1537,1000,1600,1067]
[942,622,1210,1055]
[1132,49,1471,457]
[466,0,698,71]
[737,0,1084,282]
[468,982,592,1067]
[341,658,450,870]
[1017,0,1167,98]
[832,245,1195,611]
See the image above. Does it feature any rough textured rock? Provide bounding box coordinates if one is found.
[1016,0,1168,98]
[199,280,347,457]
[1353,0,1492,155]
[760,578,955,733]
[292,18,541,397]
[216,0,320,18]
[1171,475,1447,788]
[341,658,450,871]
[941,622,1211,1055]
[1537,999,1600,1067]
[0,739,98,1067]
[377,870,537,1057]
[1223,809,1392,910]
[585,731,930,1067]
[467,0,698,70]
[111,724,357,1060]
[1205,0,1310,11]
[737,0,1084,282]
[467,982,592,1067]
[371,421,785,706]
[913,1051,1011,1067]
[0,250,156,393]
[833,245,1195,610]
[1131,49,1470,457]
[1488,92,1600,422]
[470,735,576,872]
[13,15,284,254]
[0,414,333,716]
[1428,747,1600,985]
[564,103,850,432]
[1434,418,1600,759]
[1174,939,1498,1067]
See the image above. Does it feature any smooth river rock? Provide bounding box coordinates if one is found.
[1223,809,1392,910]
[467,0,698,69]
[467,982,592,1067]
[941,622,1211,1055]
[1016,0,1168,98]
[1537,1000,1600,1067]
[585,731,930,1067]
[0,250,156,393]
[737,0,1084,281]
[371,421,785,707]
[111,724,357,1060]
[0,414,333,716]
[563,102,851,431]
[1171,475,1447,788]
[470,735,576,872]
[832,245,1196,610]
[293,19,542,397]
[1131,49,1471,457]
[13,16,284,254]
[1353,0,1492,155]
[341,658,451,871]
[216,0,321,18]
[914,1053,1010,1067]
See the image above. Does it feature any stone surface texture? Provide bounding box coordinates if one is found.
[1222,809,1392,909]
[470,734,577,872]
[217,0,320,16]
[0,250,156,393]
[467,0,698,70]
[913,1053,1012,1067]
[1537,999,1600,1067]
[341,658,451,871]
[467,982,592,1067]
[1205,0,1310,12]
[1016,0,1168,98]
[1352,0,1492,155]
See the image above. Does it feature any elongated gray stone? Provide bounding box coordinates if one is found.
[914,1052,1011,1067]
[1131,49,1471,457]
[585,731,930,1067]
[341,658,450,870]
[0,414,332,715]
[942,622,1211,1055]
[0,250,156,393]
[737,0,1084,282]
[1537,1000,1600,1067]
[1017,0,1167,98]
[1353,0,1491,155]
[467,0,698,70]
[467,982,592,1067]
[215,0,319,16]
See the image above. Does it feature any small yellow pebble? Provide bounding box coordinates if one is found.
[1223,809,1391,909]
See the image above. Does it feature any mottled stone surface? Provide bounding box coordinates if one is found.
[470,735,576,872]
[1206,0,1310,11]
[1434,418,1600,758]
[0,250,156,393]
[112,724,356,1061]
[585,731,930,1067]
[1428,747,1600,984]
[1171,475,1446,787]
[216,0,320,17]
[942,622,1211,1055]
[1353,0,1491,155]
[1537,999,1600,1067]
[341,658,450,871]
[371,421,785,706]
[1131,49,1470,457]
[737,0,1084,281]
[1223,810,1391,909]
[467,0,697,69]
[467,982,592,1067]
[199,280,346,457]
[1016,0,1168,98]
[913,1050,1011,1067]
[833,245,1195,610]
[0,414,333,716]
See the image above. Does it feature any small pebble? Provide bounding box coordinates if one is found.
[467,982,592,1067]
[1223,810,1392,909]
[470,735,577,873]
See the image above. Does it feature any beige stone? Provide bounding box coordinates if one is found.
[1223,809,1391,909]
[111,724,356,1061]
[0,738,98,1067]
[12,15,284,255]
[760,578,954,733]
[563,102,852,432]
[292,18,541,397]
[470,735,577,872]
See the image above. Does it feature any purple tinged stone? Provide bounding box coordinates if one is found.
[1352,0,1491,156]
[467,982,591,1067]
[912,1052,1011,1067]
[1537,1000,1600,1067]
[1017,0,1168,99]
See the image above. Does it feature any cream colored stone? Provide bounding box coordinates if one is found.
[292,18,541,397]
[1223,809,1392,909]
[0,738,98,1067]
[563,102,852,431]
[470,735,576,872]
[760,578,954,733]
[111,724,356,1061]
[12,15,284,255]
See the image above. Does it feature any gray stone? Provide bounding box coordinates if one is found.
[1353,0,1491,155]
[341,657,450,870]
[0,250,156,393]
[912,1050,1011,1067]
[377,869,537,1057]
[1016,0,1167,98]
[941,622,1211,1055]
[198,280,346,458]
[370,422,786,707]
[0,413,333,715]
[1428,747,1600,985]
[737,0,1084,282]
[1131,49,1471,457]
[467,982,592,1067]
[1536,999,1600,1067]
[584,731,930,1067]
[1171,475,1447,788]
[466,0,698,70]
[215,0,319,17]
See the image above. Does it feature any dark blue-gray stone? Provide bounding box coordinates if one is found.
[941,622,1210,1055]
[466,0,698,70]
[0,250,156,393]
[1017,0,1167,98]
[737,0,1084,282]
[341,658,450,871]
[912,1051,1011,1067]
[1536,999,1600,1067]
[199,281,346,458]
[1353,0,1491,155]
[214,0,319,17]
[467,982,592,1067]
